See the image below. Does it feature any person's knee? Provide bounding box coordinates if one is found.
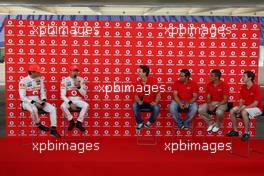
[83,102,89,110]
[169,102,174,112]
[190,104,198,112]
[31,105,38,113]
[132,102,140,113]
[153,105,160,112]
[169,101,178,112]
[60,103,66,110]
[229,109,234,115]
[241,109,248,118]
[49,105,56,113]
[133,102,138,109]
[198,106,205,114]
[28,108,36,114]
[216,110,224,117]
[230,107,237,116]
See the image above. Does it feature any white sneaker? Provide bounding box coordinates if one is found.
[207,124,215,132]
[136,123,144,131]
[144,121,152,128]
[212,126,220,133]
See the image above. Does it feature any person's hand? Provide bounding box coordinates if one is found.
[40,101,46,107]
[35,102,43,109]
[70,103,78,111]
[184,103,190,109]
[74,80,81,88]
[237,106,245,114]
[180,102,185,109]
[138,101,143,105]
[151,102,157,106]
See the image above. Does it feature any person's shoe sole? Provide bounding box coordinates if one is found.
[212,127,220,133]
[38,126,50,132]
[76,126,86,132]
[207,125,214,132]
[226,132,239,137]
[68,124,75,131]
[144,124,150,128]
[136,123,144,131]
[50,132,61,138]
[241,135,250,142]
[76,124,86,132]
[183,127,189,130]
[242,138,249,142]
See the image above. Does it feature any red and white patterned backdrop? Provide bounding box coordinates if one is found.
[5,19,260,137]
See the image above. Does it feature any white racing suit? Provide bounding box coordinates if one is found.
[60,76,89,122]
[19,75,57,127]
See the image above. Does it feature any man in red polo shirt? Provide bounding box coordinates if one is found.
[227,71,263,141]
[133,65,161,131]
[198,69,229,133]
[169,69,198,130]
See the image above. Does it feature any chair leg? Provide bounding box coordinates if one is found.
[63,112,67,138]
[31,121,34,145]
[248,139,264,155]
[63,110,87,141]
[19,116,25,145]
[20,115,34,146]
[247,139,250,157]
[191,120,195,142]
[136,126,157,146]
[171,122,178,142]
[229,137,250,158]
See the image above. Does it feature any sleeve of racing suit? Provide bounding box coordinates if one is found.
[40,79,47,101]
[77,78,87,97]
[61,79,70,104]
[19,79,32,104]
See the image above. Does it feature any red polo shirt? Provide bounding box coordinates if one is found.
[206,80,229,102]
[135,77,159,103]
[173,80,198,101]
[240,83,263,109]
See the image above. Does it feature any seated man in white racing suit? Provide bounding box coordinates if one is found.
[19,64,61,138]
[60,65,89,132]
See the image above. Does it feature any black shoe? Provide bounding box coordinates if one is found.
[36,123,50,132]
[68,119,75,131]
[50,127,61,138]
[76,121,86,132]
[242,133,250,142]
[226,130,239,137]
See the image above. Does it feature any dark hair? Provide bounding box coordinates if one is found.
[28,71,32,75]
[244,71,255,82]
[211,69,222,79]
[139,65,150,77]
[180,69,191,78]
